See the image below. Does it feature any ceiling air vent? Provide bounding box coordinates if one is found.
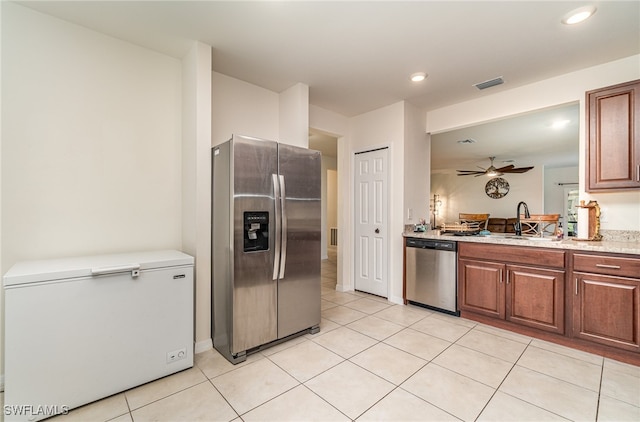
[473,76,504,90]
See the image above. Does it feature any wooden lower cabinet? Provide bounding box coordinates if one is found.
[457,243,640,363]
[459,259,504,319]
[459,256,565,334]
[573,272,640,352]
[506,265,564,334]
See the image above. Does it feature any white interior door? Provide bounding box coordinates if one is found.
[354,147,388,297]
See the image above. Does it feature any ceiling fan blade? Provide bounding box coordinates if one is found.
[457,171,485,176]
[503,166,534,173]
[495,165,515,172]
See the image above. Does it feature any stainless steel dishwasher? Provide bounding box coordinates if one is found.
[405,237,458,316]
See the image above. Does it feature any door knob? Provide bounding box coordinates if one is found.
[375,228,380,234]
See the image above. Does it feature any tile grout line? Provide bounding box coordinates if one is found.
[471,335,533,421]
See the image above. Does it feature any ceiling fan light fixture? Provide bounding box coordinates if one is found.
[562,5,597,25]
[456,156,534,177]
[410,72,427,82]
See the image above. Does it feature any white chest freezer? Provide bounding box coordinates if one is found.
[3,250,194,422]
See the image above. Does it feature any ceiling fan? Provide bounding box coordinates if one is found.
[456,157,534,177]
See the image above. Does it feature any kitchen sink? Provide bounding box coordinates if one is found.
[503,235,556,241]
[481,233,557,241]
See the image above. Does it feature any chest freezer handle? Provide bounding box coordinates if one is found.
[91,264,141,277]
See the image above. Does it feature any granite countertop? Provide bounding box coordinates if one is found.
[403,230,640,256]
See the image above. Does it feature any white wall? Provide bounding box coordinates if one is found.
[211,72,279,146]
[349,101,406,304]
[1,2,183,381]
[431,167,544,224]
[279,83,309,148]
[310,101,424,304]
[427,55,640,231]
[403,102,429,226]
[321,158,338,260]
[327,168,338,235]
[182,43,213,353]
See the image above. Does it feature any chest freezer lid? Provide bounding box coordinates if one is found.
[3,249,194,287]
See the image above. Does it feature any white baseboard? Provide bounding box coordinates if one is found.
[335,283,351,292]
[388,295,404,305]
[194,338,213,354]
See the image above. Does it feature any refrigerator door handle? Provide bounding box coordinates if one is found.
[272,174,281,280]
[279,175,287,279]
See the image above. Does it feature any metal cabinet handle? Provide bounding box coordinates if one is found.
[499,269,503,283]
[575,278,579,295]
[506,270,510,284]
[595,264,621,269]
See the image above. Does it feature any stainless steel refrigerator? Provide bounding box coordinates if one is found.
[211,134,321,364]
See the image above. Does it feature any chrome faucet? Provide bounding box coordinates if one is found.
[514,201,530,236]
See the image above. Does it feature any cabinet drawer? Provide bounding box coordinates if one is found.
[573,253,640,278]
[459,242,565,269]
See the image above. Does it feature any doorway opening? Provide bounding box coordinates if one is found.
[308,128,338,291]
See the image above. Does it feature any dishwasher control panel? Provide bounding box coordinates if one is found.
[405,238,457,251]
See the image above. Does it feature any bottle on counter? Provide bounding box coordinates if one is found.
[556,222,564,240]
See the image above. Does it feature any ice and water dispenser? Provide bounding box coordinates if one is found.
[243,211,269,252]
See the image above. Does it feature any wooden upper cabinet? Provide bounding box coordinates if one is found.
[586,79,640,191]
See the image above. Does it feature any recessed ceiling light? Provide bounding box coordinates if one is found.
[562,5,597,25]
[551,119,571,129]
[410,72,427,82]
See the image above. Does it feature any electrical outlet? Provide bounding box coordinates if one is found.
[166,347,187,363]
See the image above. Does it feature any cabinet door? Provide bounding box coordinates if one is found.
[506,265,565,334]
[459,259,504,319]
[573,272,640,352]
[586,79,640,191]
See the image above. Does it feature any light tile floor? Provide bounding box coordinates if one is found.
[9,247,639,421]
